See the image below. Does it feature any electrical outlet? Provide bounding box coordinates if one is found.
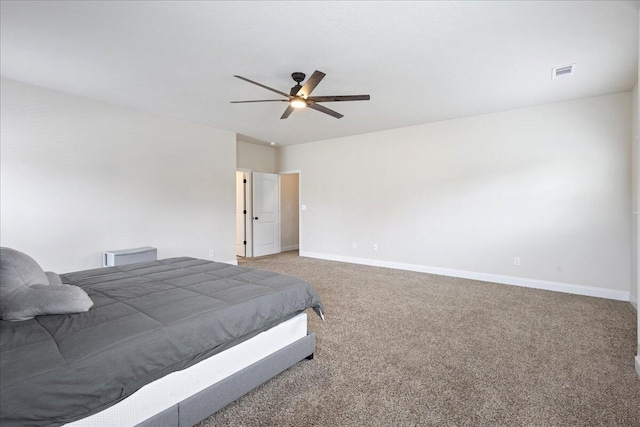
[514,257,520,266]
[373,244,378,251]
[352,242,357,249]
[209,250,215,258]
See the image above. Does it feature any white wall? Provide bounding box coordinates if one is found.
[636,8,640,377]
[632,83,639,310]
[280,173,299,251]
[0,79,237,272]
[236,140,276,173]
[279,92,632,299]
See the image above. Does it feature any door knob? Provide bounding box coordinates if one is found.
[254,217,259,220]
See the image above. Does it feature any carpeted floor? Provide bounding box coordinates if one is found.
[197,251,640,426]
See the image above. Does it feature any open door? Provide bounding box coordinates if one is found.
[253,172,280,257]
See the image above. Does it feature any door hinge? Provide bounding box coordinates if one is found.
[243,210,247,214]
[243,179,247,183]
[243,241,247,245]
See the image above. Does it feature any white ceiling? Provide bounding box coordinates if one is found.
[1,1,638,146]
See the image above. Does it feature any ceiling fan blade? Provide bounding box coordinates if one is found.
[307,95,370,102]
[297,70,326,98]
[233,75,290,98]
[307,102,343,119]
[280,105,295,120]
[230,99,288,103]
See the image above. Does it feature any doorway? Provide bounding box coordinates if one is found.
[279,172,300,252]
[236,170,299,258]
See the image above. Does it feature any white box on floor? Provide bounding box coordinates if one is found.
[103,247,157,267]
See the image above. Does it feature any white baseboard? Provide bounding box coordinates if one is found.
[281,245,299,252]
[630,293,638,311]
[636,356,640,378]
[300,251,630,302]
[224,259,239,266]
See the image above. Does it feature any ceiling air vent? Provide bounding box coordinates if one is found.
[552,64,575,79]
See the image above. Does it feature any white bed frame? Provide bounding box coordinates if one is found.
[65,313,313,427]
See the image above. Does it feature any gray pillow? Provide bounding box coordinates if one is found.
[45,271,63,285]
[0,247,93,321]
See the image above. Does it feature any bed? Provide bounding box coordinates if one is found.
[0,255,324,427]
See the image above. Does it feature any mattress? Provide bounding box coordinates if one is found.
[65,313,309,426]
[0,257,324,427]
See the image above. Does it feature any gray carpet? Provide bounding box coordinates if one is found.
[197,251,640,426]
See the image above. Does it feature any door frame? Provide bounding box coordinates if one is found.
[278,170,302,254]
[237,168,253,258]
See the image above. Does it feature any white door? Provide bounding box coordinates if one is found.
[253,172,280,257]
[236,171,247,257]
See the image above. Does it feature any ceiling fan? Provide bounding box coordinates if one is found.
[231,70,370,119]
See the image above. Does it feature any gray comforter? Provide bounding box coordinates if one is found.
[0,257,324,427]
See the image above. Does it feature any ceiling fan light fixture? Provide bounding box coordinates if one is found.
[290,98,307,109]
[232,70,369,119]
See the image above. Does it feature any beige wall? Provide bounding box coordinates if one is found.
[280,173,299,250]
[237,140,276,173]
[0,79,237,271]
[279,92,632,298]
